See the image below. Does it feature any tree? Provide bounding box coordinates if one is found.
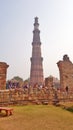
[12,76,23,82]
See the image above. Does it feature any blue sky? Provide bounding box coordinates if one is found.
[0,0,73,80]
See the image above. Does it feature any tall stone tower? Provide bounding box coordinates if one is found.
[30,17,44,87]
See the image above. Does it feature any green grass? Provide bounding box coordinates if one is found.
[0,105,73,130]
[66,107,73,112]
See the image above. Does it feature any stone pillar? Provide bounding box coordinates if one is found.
[57,54,73,91]
[45,76,53,89]
[0,62,9,90]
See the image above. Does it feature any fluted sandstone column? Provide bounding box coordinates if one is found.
[30,17,44,87]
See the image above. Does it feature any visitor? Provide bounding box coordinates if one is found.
[65,86,68,93]
[65,86,69,96]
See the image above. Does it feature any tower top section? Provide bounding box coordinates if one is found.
[34,17,39,30]
[34,17,38,24]
[32,17,41,44]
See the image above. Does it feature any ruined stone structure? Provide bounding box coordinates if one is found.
[30,17,44,86]
[57,54,73,91]
[45,76,60,89]
[0,62,9,90]
[45,76,53,89]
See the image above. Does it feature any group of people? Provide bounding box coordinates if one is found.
[6,81,20,89]
[6,81,69,95]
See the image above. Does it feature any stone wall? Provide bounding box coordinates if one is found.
[0,88,51,105]
[0,88,73,105]
[0,62,9,90]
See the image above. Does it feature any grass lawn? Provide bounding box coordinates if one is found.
[0,104,73,130]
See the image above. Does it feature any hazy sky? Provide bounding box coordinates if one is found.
[0,0,73,80]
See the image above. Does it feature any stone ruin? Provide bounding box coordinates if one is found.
[45,76,60,89]
[0,54,73,105]
[0,62,9,90]
[57,54,73,91]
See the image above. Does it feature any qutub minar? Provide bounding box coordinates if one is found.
[30,17,44,86]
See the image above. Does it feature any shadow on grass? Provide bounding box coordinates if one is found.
[63,106,73,113]
[0,113,7,118]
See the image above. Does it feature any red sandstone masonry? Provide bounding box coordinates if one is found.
[57,55,73,91]
[0,62,9,90]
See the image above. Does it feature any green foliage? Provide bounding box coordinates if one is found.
[24,78,30,85]
[66,106,73,112]
[12,76,23,82]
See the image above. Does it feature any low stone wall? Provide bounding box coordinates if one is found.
[0,88,73,106]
